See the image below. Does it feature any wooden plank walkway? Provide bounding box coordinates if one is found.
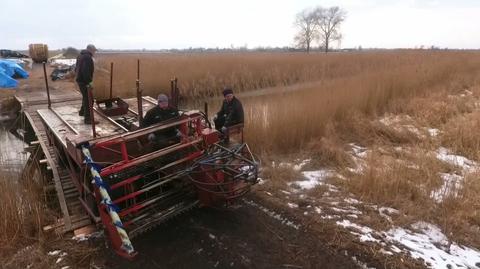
[15,77,92,232]
[23,100,91,232]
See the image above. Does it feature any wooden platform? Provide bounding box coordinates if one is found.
[23,100,91,232]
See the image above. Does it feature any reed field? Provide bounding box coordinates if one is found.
[2,50,480,265]
[94,51,480,153]
[92,50,480,249]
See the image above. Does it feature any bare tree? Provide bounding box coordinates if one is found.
[314,6,346,53]
[294,8,318,53]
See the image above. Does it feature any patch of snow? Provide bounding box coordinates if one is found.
[332,207,362,215]
[344,197,362,204]
[336,220,379,242]
[379,207,399,215]
[406,125,424,137]
[314,207,322,214]
[336,218,480,268]
[290,170,333,190]
[430,173,463,203]
[48,250,61,256]
[280,190,291,195]
[61,267,70,269]
[293,159,311,171]
[56,257,63,264]
[72,231,103,242]
[320,215,340,220]
[276,159,310,171]
[428,128,439,137]
[436,147,477,172]
[209,233,216,240]
[379,207,399,223]
[384,222,480,269]
[378,115,423,137]
[390,245,402,253]
[243,199,300,230]
[337,220,375,234]
[351,256,376,269]
[287,202,298,208]
[257,178,266,185]
[264,191,273,196]
[350,143,368,158]
[348,144,369,174]
[380,248,393,255]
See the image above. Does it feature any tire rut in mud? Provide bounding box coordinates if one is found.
[102,195,358,269]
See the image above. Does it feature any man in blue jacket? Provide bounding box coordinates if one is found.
[75,44,97,124]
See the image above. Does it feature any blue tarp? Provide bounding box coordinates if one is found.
[0,59,29,88]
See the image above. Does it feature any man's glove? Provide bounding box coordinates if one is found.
[148,133,156,142]
[175,129,183,138]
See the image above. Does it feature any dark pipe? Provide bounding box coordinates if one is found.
[170,79,175,108]
[136,59,143,124]
[174,77,179,109]
[109,62,114,99]
[42,62,51,108]
[87,87,96,138]
[204,102,208,119]
[170,77,179,109]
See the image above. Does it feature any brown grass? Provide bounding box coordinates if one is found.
[438,171,480,246]
[307,123,354,168]
[441,111,480,161]
[94,51,428,98]
[258,164,302,194]
[321,81,480,247]
[0,173,46,261]
[92,51,480,153]
[345,148,446,210]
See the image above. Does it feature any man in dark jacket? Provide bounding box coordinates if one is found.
[141,94,181,147]
[214,87,244,134]
[75,44,96,124]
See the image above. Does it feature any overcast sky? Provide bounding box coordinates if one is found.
[1,0,479,50]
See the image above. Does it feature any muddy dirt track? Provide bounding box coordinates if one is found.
[102,195,358,269]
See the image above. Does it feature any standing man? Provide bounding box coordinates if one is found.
[214,87,244,134]
[76,44,97,124]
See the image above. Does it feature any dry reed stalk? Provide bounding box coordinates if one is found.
[0,172,46,261]
[91,51,480,154]
[93,51,480,99]
[441,111,480,161]
[243,54,480,152]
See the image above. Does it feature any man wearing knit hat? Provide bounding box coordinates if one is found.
[214,87,244,134]
[141,94,180,147]
[76,44,97,124]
